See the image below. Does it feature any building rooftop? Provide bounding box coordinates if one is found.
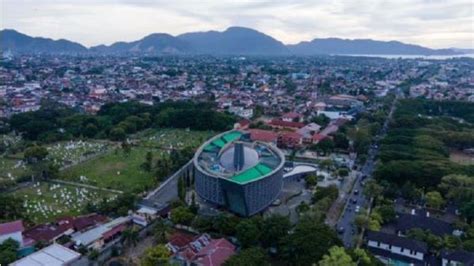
[196,130,283,185]
[11,243,81,266]
[0,220,24,235]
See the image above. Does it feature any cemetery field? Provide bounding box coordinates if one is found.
[0,155,30,182]
[136,128,214,150]
[60,146,158,193]
[59,128,214,193]
[11,181,118,223]
[46,140,111,168]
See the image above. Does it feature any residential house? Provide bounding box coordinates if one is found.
[268,119,305,130]
[169,233,235,266]
[11,243,81,266]
[441,250,474,266]
[71,216,130,250]
[395,212,454,237]
[297,123,321,144]
[281,112,303,122]
[366,231,428,266]
[247,129,278,144]
[278,132,303,149]
[0,220,24,246]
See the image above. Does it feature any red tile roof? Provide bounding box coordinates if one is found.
[282,112,302,119]
[168,231,196,251]
[0,220,24,235]
[280,132,302,140]
[248,129,278,142]
[194,238,235,266]
[312,133,328,142]
[73,213,107,231]
[269,119,305,129]
[23,224,67,242]
[103,224,126,240]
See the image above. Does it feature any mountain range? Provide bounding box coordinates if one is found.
[1,27,470,56]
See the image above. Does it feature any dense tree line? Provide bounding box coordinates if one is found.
[375,99,474,189]
[8,101,235,142]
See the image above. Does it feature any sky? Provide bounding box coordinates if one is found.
[1,0,473,49]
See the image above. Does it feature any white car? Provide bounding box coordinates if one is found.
[355,206,360,213]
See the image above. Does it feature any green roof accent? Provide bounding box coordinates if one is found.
[231,163,273,184]
[212,138,226,148]
[255,163,272,175]
[222,131,242,143]
[232,167,262,184]
[203,144,217,152]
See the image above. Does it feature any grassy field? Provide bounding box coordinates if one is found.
[11,181,117,223]
[60,128,214,193]
[60,146,158,193]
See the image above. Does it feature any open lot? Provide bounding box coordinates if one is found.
[449,150,474,165]
[11,181,118,223]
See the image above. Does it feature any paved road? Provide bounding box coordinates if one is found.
[337,92,399,247]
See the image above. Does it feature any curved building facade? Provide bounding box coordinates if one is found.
[194,130,285,216]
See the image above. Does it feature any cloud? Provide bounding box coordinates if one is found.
[1,0,472,48]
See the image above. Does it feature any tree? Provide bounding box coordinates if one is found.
[121,141,131,155]
[24,145,48,163]
[154,220,171,244]
[313,185,339,203]
[460,201,474,223]
[0,195,25,221]
[319,159,333,170]
[376,205,396,224]
[213,214,240,236]
[170,206,194,225]
[351,248,374,266]
[338,168,349,177]
[333,133,349,150]
[305,174,318,188]
[122,227,139,247]
[425,191,445,209]
[141,244,171,266]
[224,247,270,266]
[439,174,474,203]
[363,180,384,201]
[261,215,291,249]
[236,217,262,248]
[315,139,335,155]
[318,246,356,266]
[311,114,330,128]
[142,151,153,172]
[109,127,126,141]
[0,238,19,265]
[281,217,341,265]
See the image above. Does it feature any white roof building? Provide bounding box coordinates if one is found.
[10,244,81,266]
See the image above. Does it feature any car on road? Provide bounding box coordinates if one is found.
[351,198,357,204]
[355,206,360,213]
[338,227,345,234]
[354,189,359,195]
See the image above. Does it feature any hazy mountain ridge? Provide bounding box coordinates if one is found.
[0,29,87,54]
[0,28,468,56]
[288,38,460,55]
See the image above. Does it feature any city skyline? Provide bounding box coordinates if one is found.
[1,0,473,49]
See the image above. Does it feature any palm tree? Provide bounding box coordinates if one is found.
[154,220,171,244]
[122,227,139,247]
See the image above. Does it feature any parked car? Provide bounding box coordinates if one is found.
[355,206,360,213]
